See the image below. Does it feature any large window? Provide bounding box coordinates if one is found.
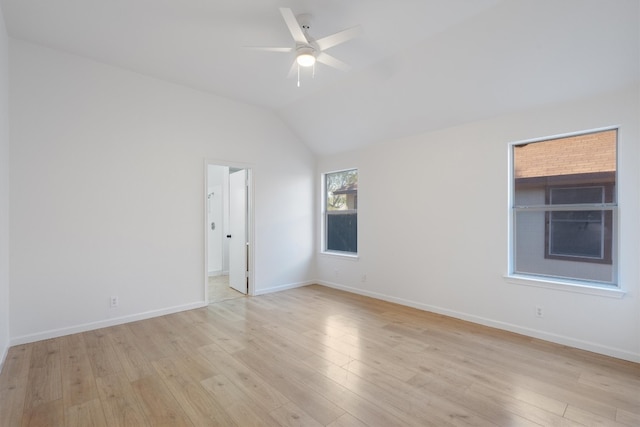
[324,169,358,254]
[511,129,617,286]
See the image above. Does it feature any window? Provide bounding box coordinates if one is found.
[546,185,613,263]
[511,129,617,286]
[324,169,358,254]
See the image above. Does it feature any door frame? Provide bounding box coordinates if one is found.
[204,159,255,302]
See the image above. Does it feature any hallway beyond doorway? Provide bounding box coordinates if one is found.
[208,275,244,303]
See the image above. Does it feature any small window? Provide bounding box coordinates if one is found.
[511,129,617,285]
[324,169,358,254]
[546,185,613,263]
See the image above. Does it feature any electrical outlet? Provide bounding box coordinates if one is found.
[535,305,544,318]
[110,296,119,308]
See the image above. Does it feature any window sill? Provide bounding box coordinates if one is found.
[320,251,359,261]
[504,274,625,298]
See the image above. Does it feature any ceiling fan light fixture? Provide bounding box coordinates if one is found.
[296,47,316,67]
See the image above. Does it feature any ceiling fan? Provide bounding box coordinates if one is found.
[246,8,362,85]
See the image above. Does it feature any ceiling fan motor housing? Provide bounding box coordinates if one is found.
[296,45,316,67]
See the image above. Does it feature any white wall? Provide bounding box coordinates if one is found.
[0,6,9,368]
[9,39,315,343]
[317,85,640,362]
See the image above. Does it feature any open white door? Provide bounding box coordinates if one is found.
[228,169,247,294]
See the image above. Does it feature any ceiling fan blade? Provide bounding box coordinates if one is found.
[316,52,351,72]
[280,7,308,44]
[287,60,298,78]
[243,46,293,53]
[316,25,362,51]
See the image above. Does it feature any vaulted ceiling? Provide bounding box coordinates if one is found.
[1,0,638,155]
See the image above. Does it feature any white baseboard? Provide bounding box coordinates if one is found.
[317,280,640,363]
[254,280,314,296]
[7,280,311,348]
[10,301,208,347]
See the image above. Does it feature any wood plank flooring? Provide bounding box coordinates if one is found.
[208,275,244,304]
[1,285,639,426]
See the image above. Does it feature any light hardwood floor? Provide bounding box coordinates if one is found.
[1,285,638,426]
[208,275,244,304]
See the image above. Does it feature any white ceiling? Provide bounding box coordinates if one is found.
[1,0,638,155]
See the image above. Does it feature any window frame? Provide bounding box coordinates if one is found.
[321,168,359,257]
[507,127,622,295]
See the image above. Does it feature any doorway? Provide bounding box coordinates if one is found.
[206,163,253,303]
